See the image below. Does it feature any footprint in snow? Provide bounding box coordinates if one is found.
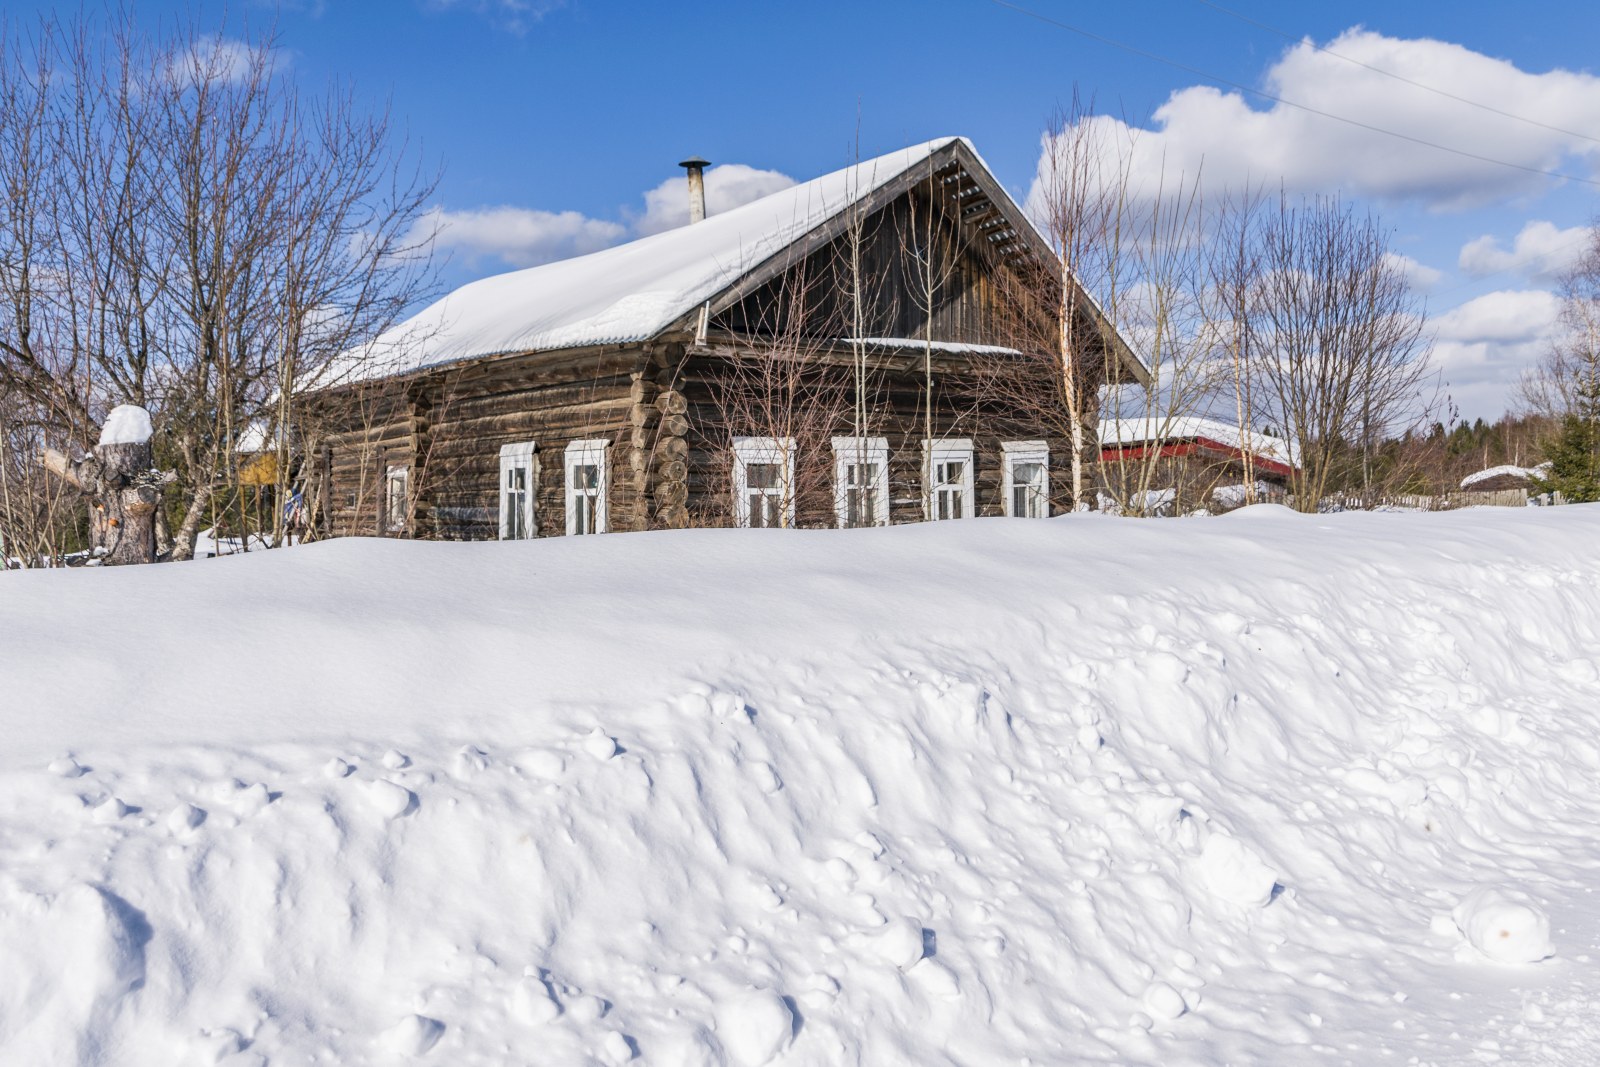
[48,756,86,778]
[367,779,417,820]
[583,729,618,761]
[92,797,130,824]
[451,746,489,779]
[166,804,206,836]
[381,1015,444,1055]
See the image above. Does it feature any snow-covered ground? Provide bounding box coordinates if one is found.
[3,506,1599,1066]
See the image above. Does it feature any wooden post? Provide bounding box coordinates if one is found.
[375,444,388,536]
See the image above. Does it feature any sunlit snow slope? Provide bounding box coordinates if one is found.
[2,506,1599,1066]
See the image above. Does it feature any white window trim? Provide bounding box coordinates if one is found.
[563,438,610,536]
[384,465,410,533]
[732,436,797,529]
[923,438,975,521]
[1001,440,1050,518]
[832,436,891,528]
[498,441,539,540]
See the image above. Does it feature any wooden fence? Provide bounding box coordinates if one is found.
[1314,488,1531,511]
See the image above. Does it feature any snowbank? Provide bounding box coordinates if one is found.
[3,506,1600,1064]
[97,405,153,447]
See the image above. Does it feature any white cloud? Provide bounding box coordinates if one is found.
[1385,252,1443,293]
[415,206,625,269]
[1429,289,1563,415]
[422,0,566,34]
[166,37,282,86]
[418,162,796,270]
[1030,29,1600,213]
[634,164,797,236]
[1458,220,1594,283]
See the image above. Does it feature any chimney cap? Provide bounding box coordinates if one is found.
[678,155,711,170]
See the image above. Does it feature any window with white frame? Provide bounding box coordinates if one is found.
[1002,441,1050,518]
[563,439,609,535]
[499,442,539,539]
[923,438,975,520]
[383,465,409,533]
[832,437,890,528]
[732,437,796,529]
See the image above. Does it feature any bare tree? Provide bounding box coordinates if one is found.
[705,252,853,528]
[0,10,436,560]
[1239,194,1434,509]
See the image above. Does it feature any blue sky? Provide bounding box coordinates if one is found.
[16,0,1600,419]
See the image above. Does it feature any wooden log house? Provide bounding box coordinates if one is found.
[304,137,1148,540]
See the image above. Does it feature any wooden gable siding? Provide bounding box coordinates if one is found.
[715,180,1037,350]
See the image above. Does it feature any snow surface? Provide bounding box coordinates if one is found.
[4,507,1600,1064]
[1100,416,1297,468]
[330,139,966,385]
[97,405,153,447]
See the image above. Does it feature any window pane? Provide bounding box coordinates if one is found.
[574,463,599,490]
[747,462,779,490]
[1012,461,1045,518]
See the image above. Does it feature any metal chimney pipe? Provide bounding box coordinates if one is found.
[679,156,710,224]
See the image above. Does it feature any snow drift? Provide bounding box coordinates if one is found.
[3,506,1600,1065]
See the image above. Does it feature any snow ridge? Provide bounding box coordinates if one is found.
[2,508,1600,1064]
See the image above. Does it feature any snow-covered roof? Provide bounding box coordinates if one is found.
[331,138,979,385]
[1460,463,1550,490]
[1099,416,1298,469]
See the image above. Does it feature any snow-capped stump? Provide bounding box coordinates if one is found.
[715,989,794,1066]
[1141,981,1189,1023]
[166,803,206,836]
[367,779,417,820]
[40,403,174,565]
[381,1014,444,1055]
[583,729,619,761]
[48,756,86,779]
[1194,833,1279,907]
[509,974,562,1026]
[874,917,927,971]
[1453,888,1553,964]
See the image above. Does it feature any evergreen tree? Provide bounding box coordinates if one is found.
[1534,372,1600,502]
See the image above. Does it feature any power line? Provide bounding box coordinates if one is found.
[1191,0,1600,147]
[987,0,1600,191]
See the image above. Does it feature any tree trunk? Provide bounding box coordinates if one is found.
[41,439,164,565]
[95,441,162,564]
[168,482,216,562]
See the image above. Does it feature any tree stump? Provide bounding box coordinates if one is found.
[41,405,173,566]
